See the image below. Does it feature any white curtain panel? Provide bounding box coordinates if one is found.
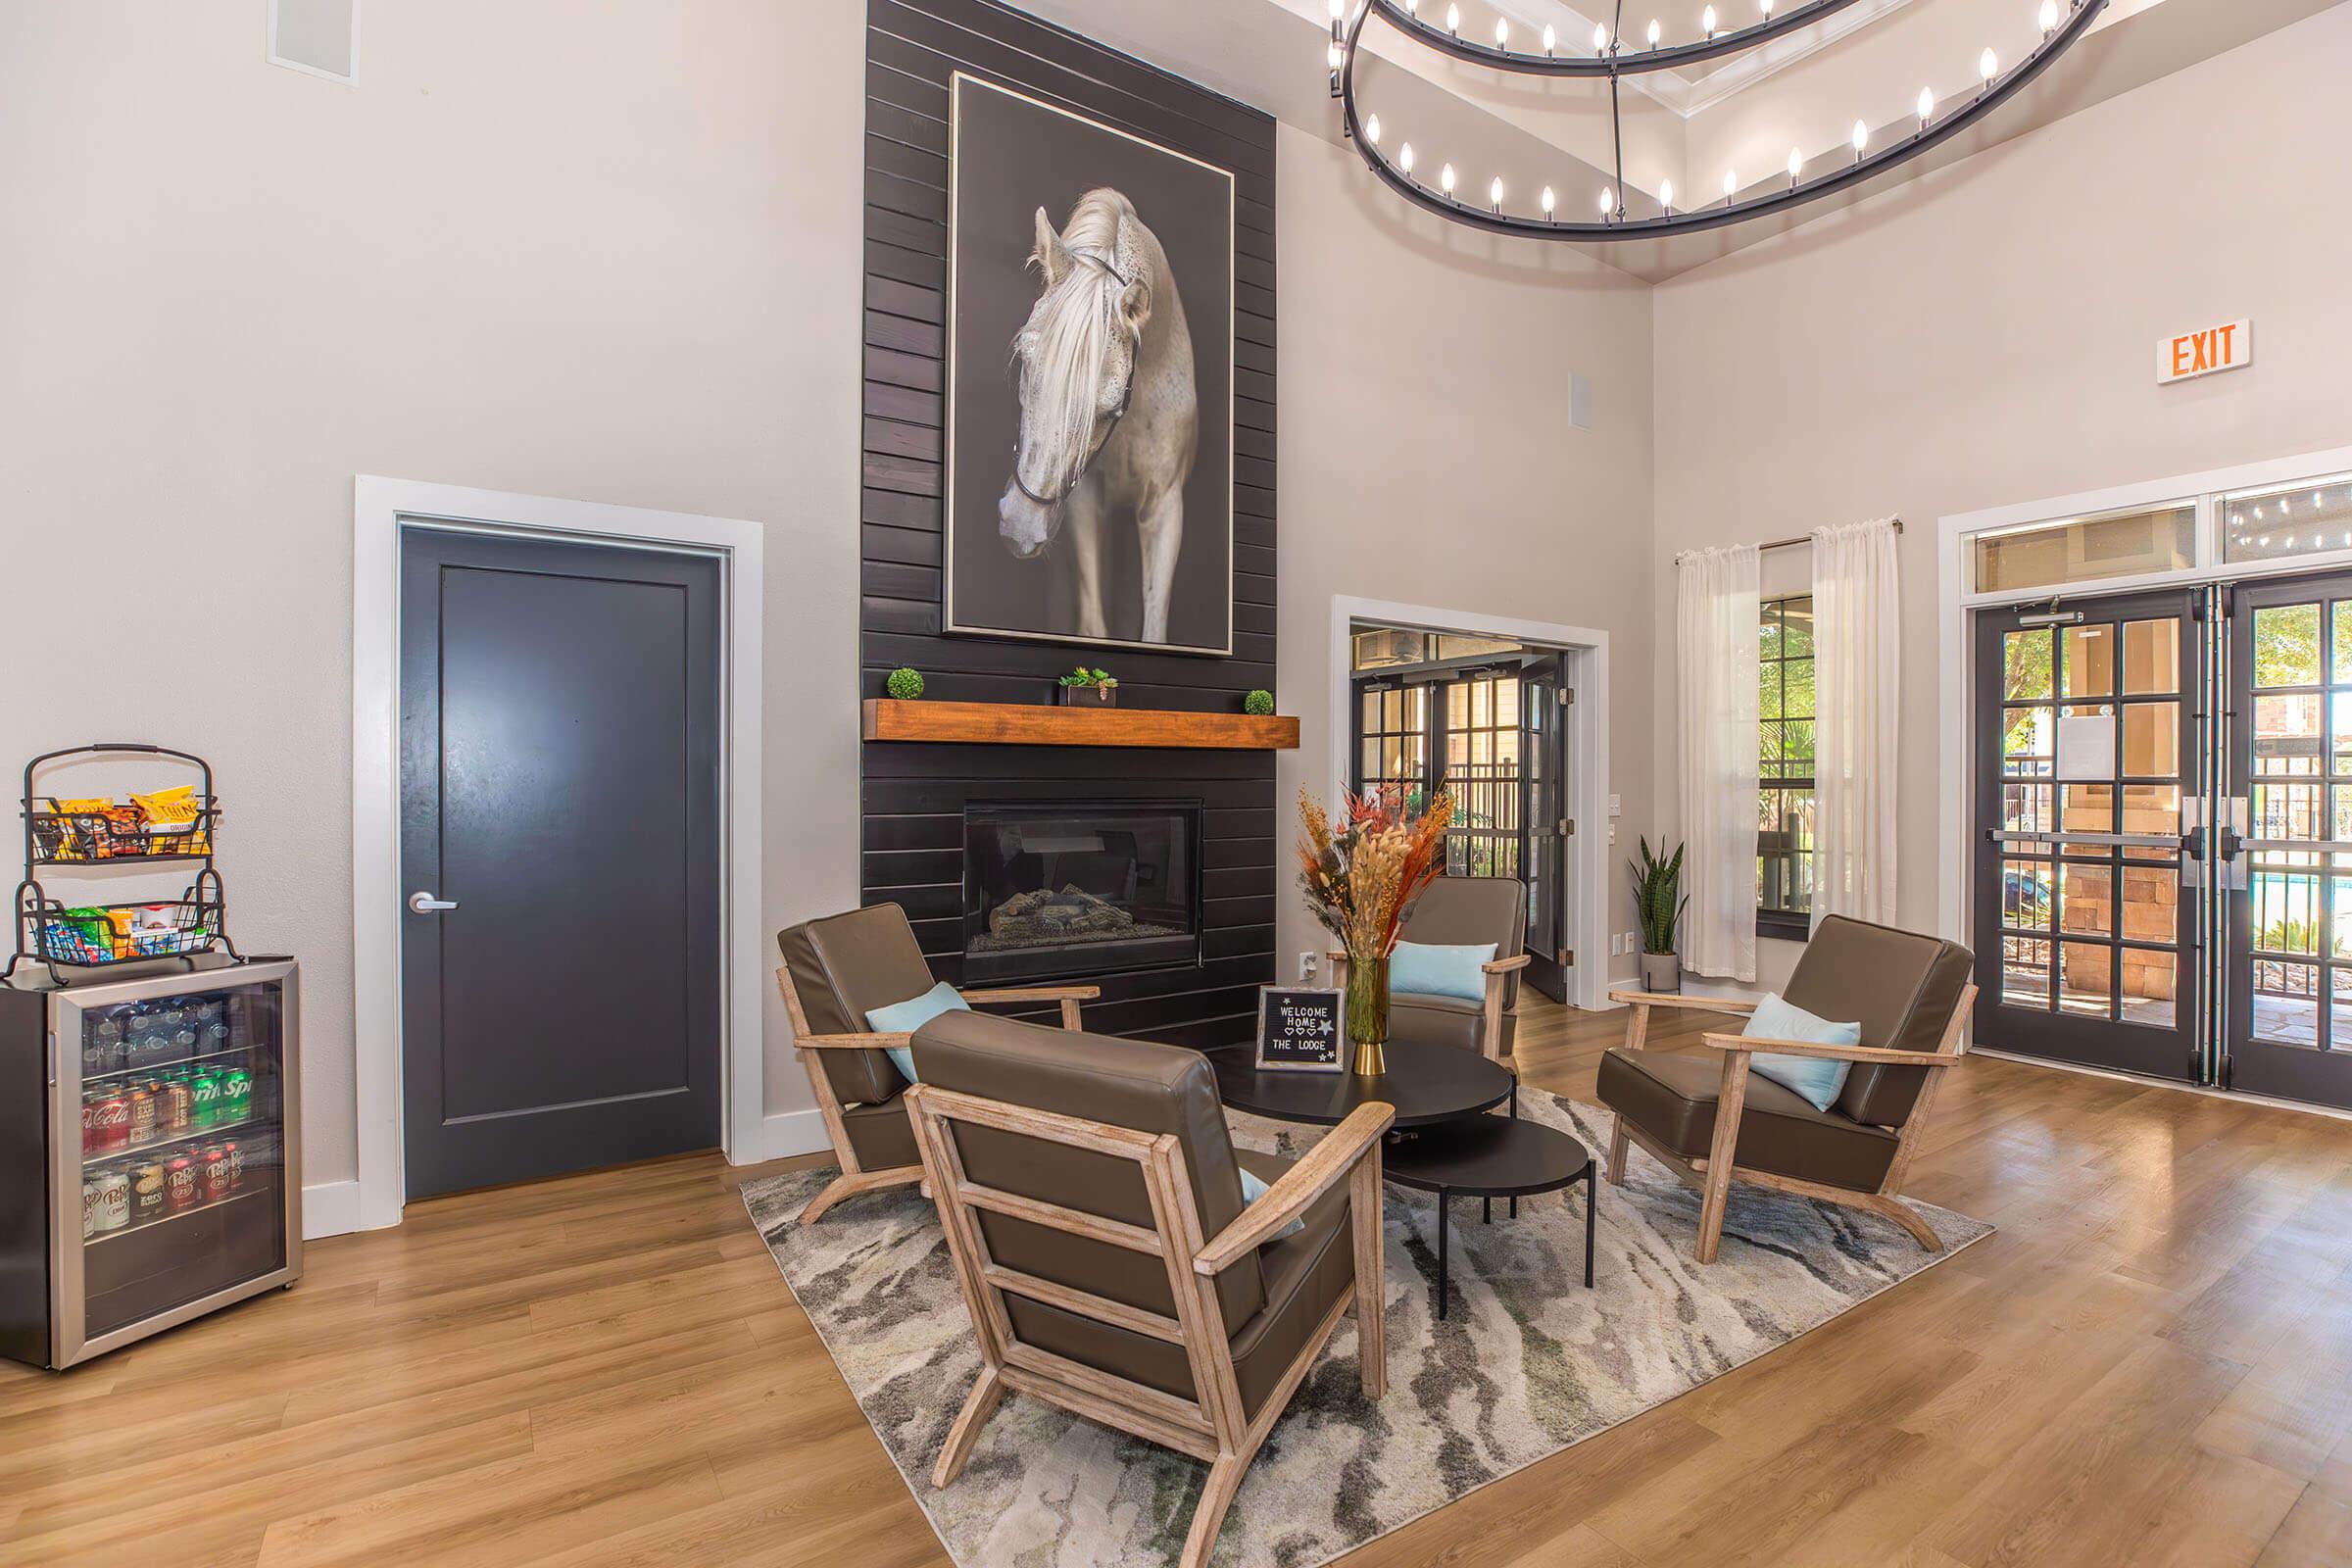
[1810,517,1902,928]
[1676,543,1760,981]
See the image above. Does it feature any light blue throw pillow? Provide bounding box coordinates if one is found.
[865,980,969,1084]
[1237,1165,1305,1241]
[1741,993,1862,1112]
[1389,939,1497,1004]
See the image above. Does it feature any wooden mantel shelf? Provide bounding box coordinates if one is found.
[862,699,1299,750]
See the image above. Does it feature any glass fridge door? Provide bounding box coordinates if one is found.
[53,959,300,1363]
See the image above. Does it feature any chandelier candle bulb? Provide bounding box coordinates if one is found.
[1543,23,1556,55]
[1494,18,1508,47]
[1446,4,1459,36]
[1724,168,1738,203]
[1918,85,1935,126]
[1327,41,1345,70]
[1788,147,1802,186]
[1541,184,1555,220]
[1598,185,1615,221]
[1399,140,1415,175]
[1364,113,1381,144]
[1659,177,1674,214]
[1489,174,1503,212]
[1852,120,1869,159]
[1703,6,1718,38]
[1980,47,1998,86]
[1594,21,1610,52]
[1759,0,1774,17]
[1440,161,1455,195]
[1647,18,1663,48]
[2039,0,2059,34]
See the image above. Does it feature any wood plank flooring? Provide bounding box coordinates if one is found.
[7,1001,2352,1566]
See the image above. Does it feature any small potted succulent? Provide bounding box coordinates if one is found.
[1056,666,1119,708]
[1243,689,1275,716]
[885,666,925,701]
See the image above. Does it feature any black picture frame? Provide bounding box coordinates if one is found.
[944,73,1237,658]
[1253,986,1346,1073]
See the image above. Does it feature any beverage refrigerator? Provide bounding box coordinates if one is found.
[0,955,301,1369]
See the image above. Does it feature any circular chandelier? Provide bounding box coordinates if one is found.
[1328,0,2109,239]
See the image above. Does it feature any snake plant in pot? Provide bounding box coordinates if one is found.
[1629,836,1688,993]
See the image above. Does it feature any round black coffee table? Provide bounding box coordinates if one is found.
[1384,1117,1595,1318]
[1204,1040,1515,1130]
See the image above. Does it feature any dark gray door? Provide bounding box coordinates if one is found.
[400,530,721,1199]
[1972,588,2203,1082]
[1520,657,1570,1002]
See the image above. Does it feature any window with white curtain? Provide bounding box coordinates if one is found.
[1758,594,1816,938]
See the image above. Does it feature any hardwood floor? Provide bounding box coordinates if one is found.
[8,1001,2352,1566]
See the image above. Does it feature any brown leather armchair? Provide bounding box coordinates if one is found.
[1597,914,1977,1263]
[774,904,1099,1224]
[902,1008,1392,1568]
[1329,875,1532,1065]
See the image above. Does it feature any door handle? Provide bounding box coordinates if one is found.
[408,892,459,913]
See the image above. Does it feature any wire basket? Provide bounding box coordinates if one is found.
[28,798,219,863]
[28,896,222,967]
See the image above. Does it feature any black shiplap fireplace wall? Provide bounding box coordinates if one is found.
[858,0,1279,1049]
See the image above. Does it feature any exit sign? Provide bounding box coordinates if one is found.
[2159,319,2252,384]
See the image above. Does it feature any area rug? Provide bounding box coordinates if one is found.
[742,1089,1990,1567]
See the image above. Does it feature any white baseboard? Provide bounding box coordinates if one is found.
[730,1107,832,1168]
[301,1179,363,1241]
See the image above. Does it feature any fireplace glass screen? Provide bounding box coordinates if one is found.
[962,805,1201,981]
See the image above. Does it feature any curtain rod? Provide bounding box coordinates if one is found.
[1674,517,1902,564]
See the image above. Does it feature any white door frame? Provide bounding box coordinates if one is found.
[1328,597,1612,1011]
[351,476,765,1233]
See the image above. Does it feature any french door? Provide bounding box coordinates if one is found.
[1973,570,2352,1110]
[1974,589,2205,1082]
[2223,572,2352,1108]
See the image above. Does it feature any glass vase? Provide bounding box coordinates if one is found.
[1345,952,1390,1076]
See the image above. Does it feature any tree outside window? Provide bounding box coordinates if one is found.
[1759,595,1816,937]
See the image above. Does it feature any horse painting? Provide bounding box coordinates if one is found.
[996,188,1199,646]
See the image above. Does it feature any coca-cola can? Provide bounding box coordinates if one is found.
[89,1089,131,1156]
[92,1167,130,1233]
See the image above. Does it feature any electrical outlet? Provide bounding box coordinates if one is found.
[1608,793,1621,816]
[1298,951,1318,983]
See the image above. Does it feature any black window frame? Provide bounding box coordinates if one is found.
[1758,593,1817,942]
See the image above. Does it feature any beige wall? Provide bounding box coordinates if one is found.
[1273,124,1657,988]
[1649,2,2352,990]
[0,1,1664,1212]
[0,0,869,1198]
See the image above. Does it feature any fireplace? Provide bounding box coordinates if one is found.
[962,803,1202,982]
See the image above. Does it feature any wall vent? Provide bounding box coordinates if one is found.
[268,0,356,83]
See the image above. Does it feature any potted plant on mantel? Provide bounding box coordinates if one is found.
[1055,666,1119,708]
[1629,836,1688,993]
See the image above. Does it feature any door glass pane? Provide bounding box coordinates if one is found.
[2123,703,2180,778]
[2254,695,2323,777]
[2336,602,2352,683]
[2252,959,2319,1045]
[2002,859,2052,929]
[2063,624,2116,697]
[2254,782,2322,840]
[2333,969,2352,1048]
[2122,784,2180,858]
[2005,629,2053,700]
[2123,619,2179,695]
[2005,783,2053,834]
[2333,881,2352,959]
[2060,862,2113,937]
[2002,937,2052,1008]
[2332,693,2352,774]
[2119,864,2177,946]
[2004,707,2054,775]
[2252,865,2321,953]
[2253,603,2324,687]
[2059,942,2113,1016]
[2060,783,2115,856]
[2121,949,2178,1030]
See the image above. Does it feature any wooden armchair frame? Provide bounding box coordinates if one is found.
[1329,948,1533,1068]
[1602,983,1979,1262]
[905,1084,1395,1568]
[773,965,1101,1223]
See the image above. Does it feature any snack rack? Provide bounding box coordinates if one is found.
[8,744,242,987]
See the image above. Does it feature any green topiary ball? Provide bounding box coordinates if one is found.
[1243,688,1275,716]
[886,666,925,701]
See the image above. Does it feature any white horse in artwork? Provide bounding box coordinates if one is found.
[997,187,1199,645]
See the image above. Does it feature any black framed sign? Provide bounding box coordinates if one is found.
[1254,986,1345,1073]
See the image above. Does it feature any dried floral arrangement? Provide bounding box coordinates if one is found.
[1296,784,1454,1067]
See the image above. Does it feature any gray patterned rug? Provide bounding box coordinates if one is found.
[742,1089,1989,1567]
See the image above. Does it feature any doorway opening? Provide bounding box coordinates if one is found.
[1348,620,1576,1002]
